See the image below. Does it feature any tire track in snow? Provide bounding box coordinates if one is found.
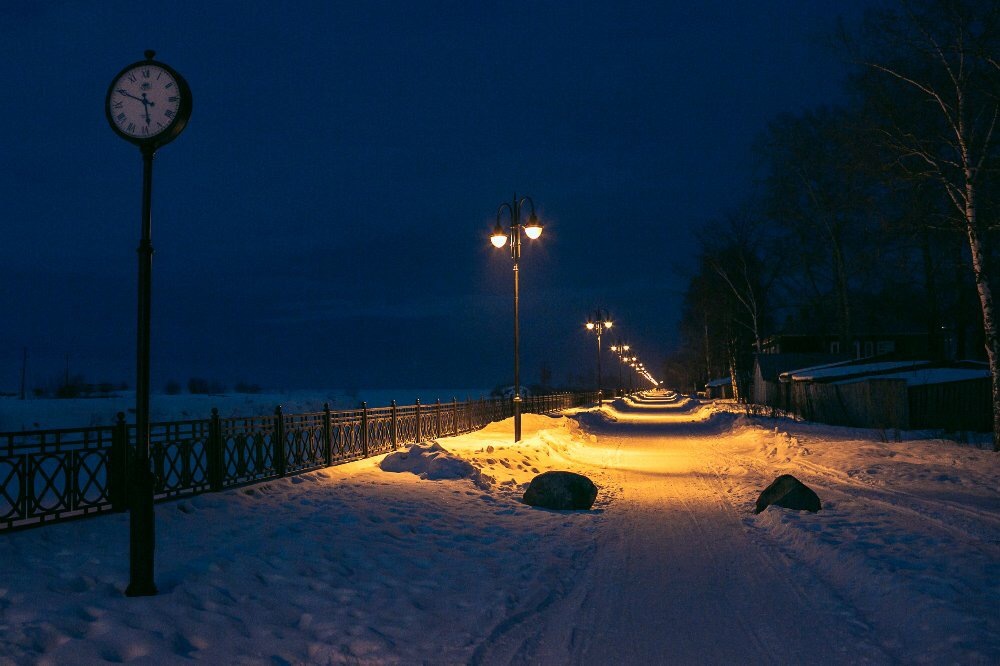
[472,424,887,664]
[699,424,999,663]
[792,456,1000,543]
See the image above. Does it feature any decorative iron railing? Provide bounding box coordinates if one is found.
[0,391,595,531]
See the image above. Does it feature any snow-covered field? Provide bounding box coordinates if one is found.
[1,393,997,664]
[0,389,489,431]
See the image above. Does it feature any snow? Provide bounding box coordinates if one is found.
[380,442,490,488]
[774,358,989,387]
[784,360,923,382]
[0,388,488,431]
[1,392,998,663]
[831,366,990,386]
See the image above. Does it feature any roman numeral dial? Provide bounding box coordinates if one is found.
[106,53,192,148]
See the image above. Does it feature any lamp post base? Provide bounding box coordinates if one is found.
[513,396,522,442]
[125,465,157,597]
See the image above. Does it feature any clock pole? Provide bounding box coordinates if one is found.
[107,50,192,598]
[126,143,157,597]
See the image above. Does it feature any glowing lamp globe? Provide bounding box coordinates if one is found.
[586,321,595,330]
[523,214,543,239]
[490,223,508,248]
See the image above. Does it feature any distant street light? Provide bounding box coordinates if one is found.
[585,309,613,405]
[610,341,630,397]
[490,193,542,443]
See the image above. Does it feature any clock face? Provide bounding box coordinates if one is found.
[106,59,191,146]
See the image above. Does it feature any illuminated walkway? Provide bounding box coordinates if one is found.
[473,393,889,664]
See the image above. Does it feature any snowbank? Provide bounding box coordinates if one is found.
[0,401,996,663]
[380,441,491,488]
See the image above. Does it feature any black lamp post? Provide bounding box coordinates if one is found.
[610,341,629,397]
[491,194,542,443]
[585,309,613,405]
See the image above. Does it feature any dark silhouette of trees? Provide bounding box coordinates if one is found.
[666,1,1000,450]
[851,0,1000,450]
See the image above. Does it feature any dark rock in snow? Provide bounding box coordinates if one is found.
[523,471,598,510]
[754,474,821,514]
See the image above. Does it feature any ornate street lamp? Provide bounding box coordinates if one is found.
[490,194,542,442]
[610,341,630,397]
[585,309,613,404]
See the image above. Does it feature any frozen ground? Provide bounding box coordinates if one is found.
[1,392,998,664]
[0,389,489,431]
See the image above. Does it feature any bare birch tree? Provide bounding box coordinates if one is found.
[852,0,1000,450]
[700,210,776,354]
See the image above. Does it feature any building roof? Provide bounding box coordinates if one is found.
[831,367,989,386]
[784,359,989,385]
[786,360,923,382]
[754,353,849,382]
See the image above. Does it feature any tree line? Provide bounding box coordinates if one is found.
[663,0,1000,450]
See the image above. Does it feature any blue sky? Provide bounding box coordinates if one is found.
[0,1,871,392]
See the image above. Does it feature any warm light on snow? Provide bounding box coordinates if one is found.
[0,391,997,663]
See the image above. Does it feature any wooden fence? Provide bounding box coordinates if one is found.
[908,378,991,432]
[791,379,910,430]
[782,378,990,432]
[0,392,595,532]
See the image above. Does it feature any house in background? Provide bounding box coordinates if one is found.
[761,333,931,360]
[779,358,990,432]
[751,353,848,411]
[750,330,989,431]
[704,376,733,399]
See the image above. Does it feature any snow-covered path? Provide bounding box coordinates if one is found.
[473,398,888,664]
[1,393,997,664]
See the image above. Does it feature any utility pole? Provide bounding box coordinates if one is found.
[20,347,27,400]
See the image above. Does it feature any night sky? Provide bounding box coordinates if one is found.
[1,1,871,393]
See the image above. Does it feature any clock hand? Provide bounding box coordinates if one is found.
[139,93,155,124]
[116,89,146,103]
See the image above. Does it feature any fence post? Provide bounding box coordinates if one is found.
[208,408,224,491]
[391,400,398,450]
[361,401,369,457]
[323,403,333,466]
[274,405,287,477]
[415,399,421,443]
[110,412,129,511]
[453,397,459,436]
[436,398,442,438]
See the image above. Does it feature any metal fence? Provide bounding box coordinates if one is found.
[0,392,595,532]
